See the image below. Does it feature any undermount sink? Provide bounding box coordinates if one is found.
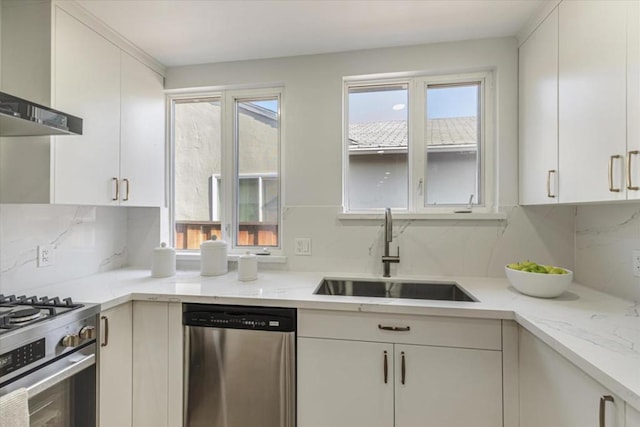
[313,278,477,302]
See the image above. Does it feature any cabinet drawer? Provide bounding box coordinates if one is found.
[298,310,501,350]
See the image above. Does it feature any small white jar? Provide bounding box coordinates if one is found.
[237,252,258,281]
[151,242,176,278]
[200,237,228,276]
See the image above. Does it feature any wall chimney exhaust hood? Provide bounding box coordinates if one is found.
[0,91,83,137]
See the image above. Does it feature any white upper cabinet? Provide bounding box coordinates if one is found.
[558,0,628,203]
[627,0,640,200]
[519,0,638,205]
[120,52,165,207]
[0,1,165,206]
[53,7,121,205]
[519,7,559,205]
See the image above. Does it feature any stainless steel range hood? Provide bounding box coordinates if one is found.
[0,91,83,137]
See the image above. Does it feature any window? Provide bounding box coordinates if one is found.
[345,73,492,213]
[171,89,282,251]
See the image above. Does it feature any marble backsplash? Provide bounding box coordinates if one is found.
[0,202,637,302]
[0,204,128,295]
[575,203,640,302]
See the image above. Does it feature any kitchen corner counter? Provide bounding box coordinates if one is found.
[20,268,640,411]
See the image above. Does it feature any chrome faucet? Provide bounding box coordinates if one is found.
[382,208,400,277]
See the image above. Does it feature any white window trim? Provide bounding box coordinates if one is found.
[343,71,497,217]
[168,87,285,255]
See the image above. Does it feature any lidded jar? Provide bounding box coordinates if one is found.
[237,251,258,281]
[200,236,228,276]
[151,242,176,278]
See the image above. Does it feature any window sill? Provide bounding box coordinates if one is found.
[176,252,287,264]
[336,212,507,221]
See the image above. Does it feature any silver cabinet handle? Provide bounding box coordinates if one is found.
[383,351,388,384]
[609,155,621,192]
[112,177,119,201]
[627,150,639,191]
[546,170,556,198]
[122,178,130,201]
[401,351,406,385]
[100,315,109,347]
[378,324,410,332]
[599,395,614,427]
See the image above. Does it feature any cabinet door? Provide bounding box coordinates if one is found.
[297,337,394,427]
[628,404,640,427]
[394,344,502,427]
[53,7,121,205]
[519,7,559,205]
[120,52,165,207]
[519,328,624,427]
[628,0,640,200]
[558,0,628,203]
[132,301,169,427]
[98,303,132,427]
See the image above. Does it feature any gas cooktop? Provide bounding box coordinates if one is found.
[0,294,85,335]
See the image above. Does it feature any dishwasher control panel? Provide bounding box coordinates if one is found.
[183,304,296,332]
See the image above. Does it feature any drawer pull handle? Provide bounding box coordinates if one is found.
[401,351,406,385]
[628,150,639,190]
[609,155,621,192]
[546,169,556,198]
[383,351,388,384]
[378,325,410,332]
[599,395,614,427]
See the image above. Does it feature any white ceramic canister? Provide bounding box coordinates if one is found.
[151,242,176,278]
[200,237,228,276]
[237,251,258,281]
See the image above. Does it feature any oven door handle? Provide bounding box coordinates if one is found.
[26,353,95,398]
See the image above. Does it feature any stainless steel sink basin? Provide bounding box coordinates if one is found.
[314,279,477,302]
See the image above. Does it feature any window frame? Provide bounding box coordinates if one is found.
[168,87,284,254]
[343,71,495,215]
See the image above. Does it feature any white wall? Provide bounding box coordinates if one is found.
[164,38,579,279]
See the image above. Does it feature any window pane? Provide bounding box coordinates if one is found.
[425,83,480,206]
[236,98,279,247]
[174,98,222,250]
[348,84,408,210]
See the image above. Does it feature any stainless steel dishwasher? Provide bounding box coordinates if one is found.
[183,303,296,427]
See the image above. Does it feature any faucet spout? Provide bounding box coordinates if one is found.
[382,207,400,277]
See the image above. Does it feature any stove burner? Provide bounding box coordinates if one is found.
[8,308,42,324]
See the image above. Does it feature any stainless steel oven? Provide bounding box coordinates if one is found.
[0,295,99,426]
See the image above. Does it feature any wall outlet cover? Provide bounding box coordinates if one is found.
[37,244,53,267]
[294,238,312,256]
[633,250,640,278]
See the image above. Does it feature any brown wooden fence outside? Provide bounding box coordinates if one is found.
[175,221,278,249]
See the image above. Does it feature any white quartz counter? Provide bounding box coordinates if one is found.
[20,268,640,411]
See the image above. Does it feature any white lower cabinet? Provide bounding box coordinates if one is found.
[131,301,183,427]
[98,303,132,427]
[628,404,640,427]
[298,338,394,427]
[394,344,502,427]
[297,310,503,427]
[519,327,624,427]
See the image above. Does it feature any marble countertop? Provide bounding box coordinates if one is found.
[21,268,640,411]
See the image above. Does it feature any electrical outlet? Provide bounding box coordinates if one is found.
[633,250,640,278]
[37,245,53,267]
[294,238,312,256]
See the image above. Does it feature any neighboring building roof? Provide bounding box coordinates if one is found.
[349,116,477,151]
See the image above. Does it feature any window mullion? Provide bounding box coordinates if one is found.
[222,91,236,246]
[412,79,427,213]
